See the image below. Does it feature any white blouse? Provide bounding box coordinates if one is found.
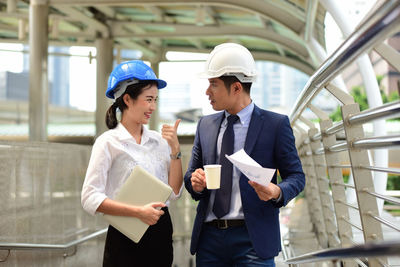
[81,123,183,216]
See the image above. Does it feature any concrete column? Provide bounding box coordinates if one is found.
[95,38,113,137]
[7,0,16,13]
[149,61,160,131]
[28,0,48,141]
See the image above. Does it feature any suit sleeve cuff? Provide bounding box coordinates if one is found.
[271,189,283,204]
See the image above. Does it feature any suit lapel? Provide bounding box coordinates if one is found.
[244,105,264,155]
[205,112,225,164]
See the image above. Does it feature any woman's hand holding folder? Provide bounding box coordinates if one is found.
[137,202,166,225]
[97,198,165,225]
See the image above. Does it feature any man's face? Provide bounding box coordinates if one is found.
[205,78,234,111]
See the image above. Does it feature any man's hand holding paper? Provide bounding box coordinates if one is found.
[226,149,281,201]
[225,149,275,187]
[248,180,281,201]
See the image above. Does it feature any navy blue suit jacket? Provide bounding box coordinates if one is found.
[184,105,305,259]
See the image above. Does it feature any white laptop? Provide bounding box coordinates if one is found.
[103,165,173,243]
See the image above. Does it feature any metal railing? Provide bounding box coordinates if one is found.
[0,141,107,265]
[0,228,107,262]
[285,240,400,265]
[0,141,196,266]
[286,0,400,266]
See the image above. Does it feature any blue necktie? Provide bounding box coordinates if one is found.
[213,114,239,218]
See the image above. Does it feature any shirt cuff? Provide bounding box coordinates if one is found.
[272,190,282,203]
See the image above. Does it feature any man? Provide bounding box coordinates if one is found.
[184,43,305,266]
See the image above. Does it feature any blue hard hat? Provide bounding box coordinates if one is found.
[106,60,167,99]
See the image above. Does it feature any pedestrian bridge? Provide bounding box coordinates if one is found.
[0,0,400,266]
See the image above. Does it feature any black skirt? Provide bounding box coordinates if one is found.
[103,207,173,267]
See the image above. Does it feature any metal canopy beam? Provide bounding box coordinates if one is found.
[111,23,309,58]
[0,0,325,75]
[48,0,305,34]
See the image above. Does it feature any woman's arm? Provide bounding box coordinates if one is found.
[168,152,183,195]
[97,198,166,225]
[162,119,183,195]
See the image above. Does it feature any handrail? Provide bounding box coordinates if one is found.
[340,217,363,232]
[367,213,400,232]
[329,164,352,169]
[335,199,359,211]
[367,191,400,205]
[285,240,400,264]
[332,182,354,189]
[289,0,400,124]
[324,121,344,136]
[352,135,400,149]
[361,165,400,175]
[347,100,400,125]
[280,236,291,263]
[311,101,400,141]
[328,141,347,152]
[320,101,400,138]
[314,135,400,152]
[0,228,107,261]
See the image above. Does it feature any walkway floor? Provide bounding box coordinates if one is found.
[276,198,330,267]
[277,198,400,266]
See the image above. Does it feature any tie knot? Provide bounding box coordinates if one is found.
[227,115,239,125]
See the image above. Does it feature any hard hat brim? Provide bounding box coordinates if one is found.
[198,71,256,83]
[106,60,167,99]
[106,78,166,99]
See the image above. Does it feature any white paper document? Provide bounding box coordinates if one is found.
[226,149,276,187]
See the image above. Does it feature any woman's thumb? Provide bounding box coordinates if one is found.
[174,119,181,131]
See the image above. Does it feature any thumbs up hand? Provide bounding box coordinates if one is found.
[162,119,181,154]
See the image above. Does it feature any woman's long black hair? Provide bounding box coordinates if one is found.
[105,81,157,129]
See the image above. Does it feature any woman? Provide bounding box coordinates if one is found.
[81,60,183,267]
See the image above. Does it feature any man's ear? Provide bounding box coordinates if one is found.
[232,82,243,94]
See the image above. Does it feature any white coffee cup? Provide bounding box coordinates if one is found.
[204,164,221,189]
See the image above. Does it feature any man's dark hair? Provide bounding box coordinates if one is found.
[219,76,252,94]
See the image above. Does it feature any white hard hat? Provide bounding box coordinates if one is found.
[199,43,257,83]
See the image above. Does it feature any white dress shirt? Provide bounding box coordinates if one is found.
[205,102,254,221]
[81,123,183,216]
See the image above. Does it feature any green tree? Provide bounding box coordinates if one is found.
[329,77,399,122]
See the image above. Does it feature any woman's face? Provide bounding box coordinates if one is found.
[123,84,158,125]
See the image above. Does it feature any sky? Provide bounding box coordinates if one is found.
[0,43,24,73]
[0,0,378,112]
[324,0,378,54]
[69,46,97,111]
